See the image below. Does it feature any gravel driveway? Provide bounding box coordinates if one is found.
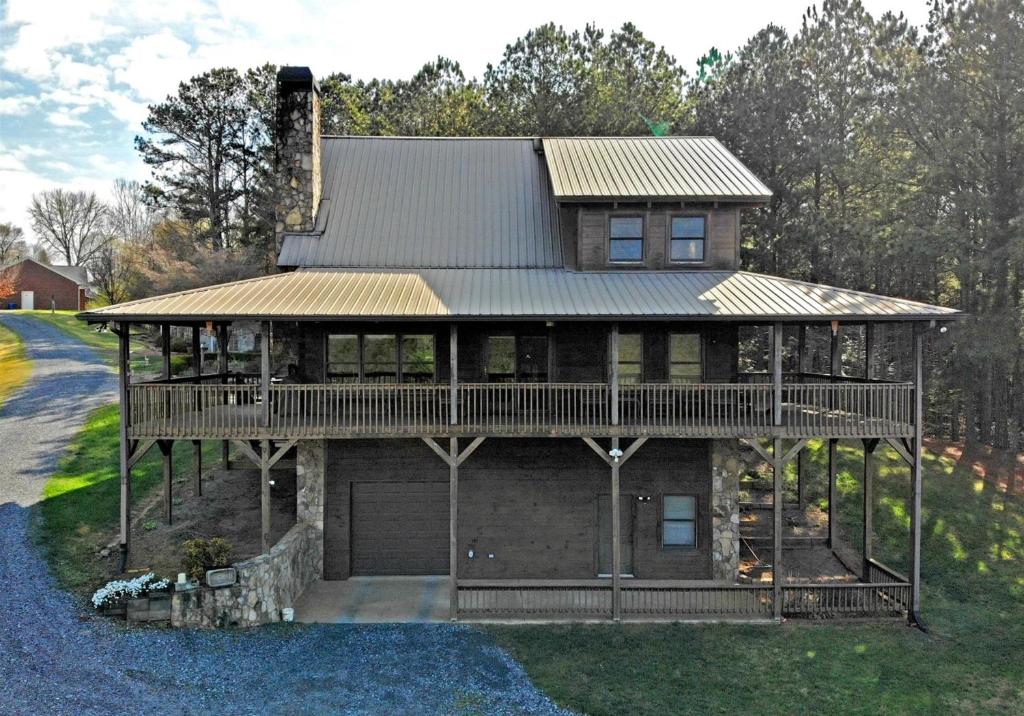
[0,315,570,716]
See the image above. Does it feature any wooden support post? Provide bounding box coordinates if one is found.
[796,324,807,509]
[865,323,875,380]
[161,324,171,379]
[260,438,271,553]
[116,322,131,571]
[219,323,230,470]
[159,440,173,524]
[830,322,841,378]
[449,437,459,621]
[909,327,925,626]
[772,438,783,620]
[192,326,202,496]
[611,436,621,621]
[260,321,271,429]
[862,438,877,580]
[450,324,458,426]
[772,322,783,426]
[610,324,619,426]
[192,440,203,498]
[828,438,838,548]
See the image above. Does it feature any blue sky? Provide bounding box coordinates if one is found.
[0,0,929,243]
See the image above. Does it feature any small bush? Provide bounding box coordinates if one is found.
[182,537,233,582]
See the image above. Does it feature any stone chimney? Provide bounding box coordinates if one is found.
[275,66,322,244]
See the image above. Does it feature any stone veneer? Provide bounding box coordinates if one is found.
[710,439,757,581]
[275,69,321,246]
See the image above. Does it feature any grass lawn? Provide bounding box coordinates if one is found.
[490,440,1024,714]
[0,321,30,409]
[33,404,219,594]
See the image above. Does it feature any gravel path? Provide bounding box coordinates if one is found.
[0,315,570,716]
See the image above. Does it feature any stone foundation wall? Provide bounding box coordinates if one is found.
[710,439,757,581]
[171,522,322,628]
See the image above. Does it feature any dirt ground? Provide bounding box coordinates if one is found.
[124,462,297,579]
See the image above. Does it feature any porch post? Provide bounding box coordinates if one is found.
[449,437,459,621]
[611,436,621,621]
[772,323,783,427]
[830,322,841,378]
[218,323,230,470]
[610,324,619,426]
[116,322,131,571]
[909,326,925,625]
[261,321,271,429]
[772,437,783,620]
[796,325,807,509]
[450,324,458,426]
[864,323,875,380]
[159,440,173,524]
[862,438,877,580]
[161,323,171,378]
[192,326,202,497]
[828,322,840,549]
[260,438,271,553]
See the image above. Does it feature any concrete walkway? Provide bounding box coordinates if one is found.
[0,314,570,716]
[295,577,450,623]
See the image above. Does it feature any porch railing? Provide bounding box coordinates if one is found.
[127,380,914,440]
[781,582,910,617]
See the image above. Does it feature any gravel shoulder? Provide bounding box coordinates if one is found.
[0,314,569,716]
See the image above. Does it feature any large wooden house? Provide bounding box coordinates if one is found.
[80,67,959,625]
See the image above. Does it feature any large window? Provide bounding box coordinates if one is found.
[671,216,706,262]
[486,335,549,382]
[609,216,644,262]
[486,336,516,382]
[327,333,435,383]
[662,495,697,547]
[617,333,643,384]
[669,333,701,383]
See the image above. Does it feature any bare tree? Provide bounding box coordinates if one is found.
[28,189,109,266]
[108,179,153,245]
[0,223,27,264]
[89,241,135,305]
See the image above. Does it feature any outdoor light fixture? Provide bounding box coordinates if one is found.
[940,325,949,334]
[268,479,276,486]
[609,447,624,462]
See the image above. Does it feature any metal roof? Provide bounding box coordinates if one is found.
[81,269,959,322]
[0,257,89,285]
[278,137,561,268]
[543,137,772,202]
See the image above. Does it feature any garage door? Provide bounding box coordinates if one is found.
[350,481,449,575]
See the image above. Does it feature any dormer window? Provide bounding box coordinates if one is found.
[671,216,706,262]
[609,216,644,263]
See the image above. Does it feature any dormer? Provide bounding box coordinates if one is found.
[541,137,771,271]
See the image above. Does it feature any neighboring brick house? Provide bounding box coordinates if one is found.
[0,257,89,311]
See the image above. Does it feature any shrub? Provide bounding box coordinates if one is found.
[182,537,233,582]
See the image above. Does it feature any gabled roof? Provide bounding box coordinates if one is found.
[1,257,88,286]
[278,137,561,269]
[543,137,772,202]
[79,268,960,323]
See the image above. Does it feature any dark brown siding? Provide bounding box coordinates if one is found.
[325,438,712,581]
[350,481,449,575]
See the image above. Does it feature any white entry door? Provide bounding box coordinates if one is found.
[21,291,33,310]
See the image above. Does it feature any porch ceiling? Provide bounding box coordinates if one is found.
[78,268,961,323]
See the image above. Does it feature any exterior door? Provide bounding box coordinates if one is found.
[597,494,634,576]
[20,291,33,310]
[350,481,449,575]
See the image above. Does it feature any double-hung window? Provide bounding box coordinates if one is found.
[609,216,644,263]
[617,333,643,384]
[669,333,702,383]
[662,495,697,547]
[327,334,359,382]
[671,216,706,263]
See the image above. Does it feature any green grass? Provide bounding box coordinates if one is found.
[0,321,30,409]
[490,440,1024,715]
[33,404,218,593]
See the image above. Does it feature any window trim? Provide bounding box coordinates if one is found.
[667,332,703,383]
[608,214,645,264]
[661,494,698,549]
[668,213,708,265]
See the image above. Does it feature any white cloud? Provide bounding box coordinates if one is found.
[0,95,41,115]
[47,109,88,127]
[43,160,76,174]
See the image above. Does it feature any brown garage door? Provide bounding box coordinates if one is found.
[350,481,449,575]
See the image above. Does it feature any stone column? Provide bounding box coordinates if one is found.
[275,66,322,249]
[296,440,325,577]
[711,439,755,581]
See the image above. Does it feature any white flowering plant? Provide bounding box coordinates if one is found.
[91,572,172,609]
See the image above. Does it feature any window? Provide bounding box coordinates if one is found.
[617,333,643,384]
[362,335,397,382]
[487,336,516,382]
[516,335,549,383]
[669,333,701,383]
[663,495,697,547]
[671,216,705,262]
[609,216,644,262]
[327,334,359,382]
[400,334,435,383]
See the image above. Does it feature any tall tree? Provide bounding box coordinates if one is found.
[28,189,108,266]
[0,222,27,264]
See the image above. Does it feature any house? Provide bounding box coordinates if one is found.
[79,67,960,626]
[2,257,89,310]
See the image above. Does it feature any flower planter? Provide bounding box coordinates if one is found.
[98,602,127,619]
[126,593,172,623]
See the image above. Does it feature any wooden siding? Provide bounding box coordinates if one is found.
[325,438,711,581]
[576,206,741,271]
[350,481,449,575]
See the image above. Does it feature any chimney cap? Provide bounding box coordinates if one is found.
[277,66,320,94]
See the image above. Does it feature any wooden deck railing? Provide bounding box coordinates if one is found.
[127,380,914,440]
[456,580,905,620]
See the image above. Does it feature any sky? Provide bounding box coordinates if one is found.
[0,0,931,244]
